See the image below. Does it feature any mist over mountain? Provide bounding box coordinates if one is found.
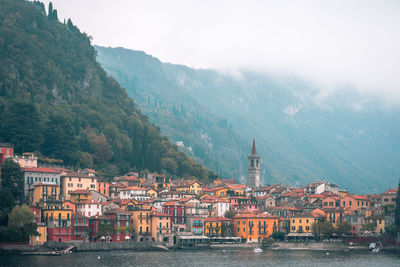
[96,46,400,193]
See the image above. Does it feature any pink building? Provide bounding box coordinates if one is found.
[229,196,259,212]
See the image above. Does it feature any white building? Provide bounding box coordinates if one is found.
[22,167,60,196]
[304,181,339,195]
[120,186,151,201]
[216,199,230,217]
[76,201,103,217]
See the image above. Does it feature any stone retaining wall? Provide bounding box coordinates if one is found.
[45,241,157,252]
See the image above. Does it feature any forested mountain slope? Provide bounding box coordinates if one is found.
[0,0,216,182]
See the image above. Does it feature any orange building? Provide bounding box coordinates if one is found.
[126,203,154,242]
[204,217,234,237]
[70,189,91,203]
[28,183,59,206]
[97,181,110,197]
[233,212,279,242]
[340,195,370,213]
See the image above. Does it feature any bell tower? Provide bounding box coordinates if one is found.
[248,138,261,188]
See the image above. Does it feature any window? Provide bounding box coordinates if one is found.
[349,201,352,206]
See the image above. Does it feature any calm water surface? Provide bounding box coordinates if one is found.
[1,248,399,267]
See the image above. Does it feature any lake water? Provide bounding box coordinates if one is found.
[1,248,399,266]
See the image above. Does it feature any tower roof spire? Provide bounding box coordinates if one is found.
[251,138,257,155]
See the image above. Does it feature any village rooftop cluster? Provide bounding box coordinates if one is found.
[0,143,398,247]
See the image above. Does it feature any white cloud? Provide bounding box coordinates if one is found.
[42,0,400,104]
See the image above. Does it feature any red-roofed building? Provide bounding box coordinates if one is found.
[233,212,279,242]
[381,188,398,208]
[103,209,132,242]
[162,201,185,225]
[70,189,91,203]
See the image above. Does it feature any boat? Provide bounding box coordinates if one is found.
[253,248,263,253]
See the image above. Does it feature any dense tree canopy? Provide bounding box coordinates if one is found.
[0,0,217,182]
[0,159,23,202]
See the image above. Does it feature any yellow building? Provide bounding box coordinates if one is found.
[188,181,203,195]
[151,212,172,243]
[42,206,73,223]
[365,216,386,234]
[204,217,233,237]
[233,212,279,242]
[30,224,47,245]
[290,213,324,233]
[175,180,203,195]
[61,172,97,200]
[28,183,59,206]
[203,186,229,197]
[146,188,158,198]
[126,203,153,242]
[69,189,91,203]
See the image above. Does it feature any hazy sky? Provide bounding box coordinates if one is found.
[42,0,400,103]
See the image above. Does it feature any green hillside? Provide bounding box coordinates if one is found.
[0,0,217,182]
[96,46,400,193]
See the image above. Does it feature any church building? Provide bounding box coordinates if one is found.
[248,139,261,188]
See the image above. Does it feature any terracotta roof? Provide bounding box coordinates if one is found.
[76,200,102,205]
[226,184,247,190]
[308,194,326,198]
[120,186,145,191]
[70,189,90,194]
[22,167,60,173]
[104,208,130,214]
[163,201,181,206]
[110,182,126,188]
[382,188,398,195]
[61,172,92,178]
[353,195,370,200]
[234,212,277,219]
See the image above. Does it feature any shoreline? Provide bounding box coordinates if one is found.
[1,241,399,254]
